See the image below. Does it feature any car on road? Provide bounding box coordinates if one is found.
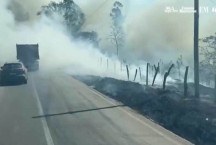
[0,62,28,85]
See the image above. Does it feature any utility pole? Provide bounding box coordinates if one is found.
[194,0,200,98]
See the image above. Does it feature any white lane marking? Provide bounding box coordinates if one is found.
[88,89,193,145]
[31,78,55,145]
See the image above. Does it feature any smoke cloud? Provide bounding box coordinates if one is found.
[7,0,62,22]
[0,0,131,81]
[124,0,216,64]
[76,0,216,65]
[125,1,194,64]
[1,0,215,84]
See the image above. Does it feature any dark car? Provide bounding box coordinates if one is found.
[0,62,28,85]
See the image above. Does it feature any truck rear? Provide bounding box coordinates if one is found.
[16,44,39,71]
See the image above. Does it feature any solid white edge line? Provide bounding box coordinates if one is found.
[87,88,193,145]
[31,77,55,145]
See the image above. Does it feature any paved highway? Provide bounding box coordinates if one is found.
[0,71,193,145]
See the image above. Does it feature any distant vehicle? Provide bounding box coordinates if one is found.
[16,44,39,71]
[0,62,28,84]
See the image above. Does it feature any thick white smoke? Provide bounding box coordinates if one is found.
[7,0,62,21]
[125,0,216,64]
[4,0,216,66]
[0,0,137,82]
[4,0,214,84]
[76,0,216,65]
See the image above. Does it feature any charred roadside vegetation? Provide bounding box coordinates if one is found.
[75,75,216,145]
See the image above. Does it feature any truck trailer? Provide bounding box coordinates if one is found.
[16,44,39,71]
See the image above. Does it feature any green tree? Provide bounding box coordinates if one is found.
[38,0,85,35]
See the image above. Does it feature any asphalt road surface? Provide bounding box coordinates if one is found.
[0,71,193,145]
